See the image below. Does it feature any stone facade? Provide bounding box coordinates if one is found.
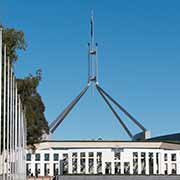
[26,141,180,177]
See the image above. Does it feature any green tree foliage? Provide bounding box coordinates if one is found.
[0,24,26,62]
[17,70,49,145]
[1,24,49,146]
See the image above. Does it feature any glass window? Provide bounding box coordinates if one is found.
[72,153,77,158]
[124,162,130,174]
[114,152,120,160]
[89,152,93,157]
[172,163,177,174]
[35,163,40,176]
[35,154,41,161]
[80,152,85,158]
[171,154,176,161]
[164,154,168,161]
[44,153,50,161]
[26,153,31,161]
[53,153,59,161]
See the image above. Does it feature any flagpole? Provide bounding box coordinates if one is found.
[14,83,18,180]
[12,74,15,180]
[3,45,7,180]
[10,65,13,180]
[6,57,10,179]
[0,28,2,177]
[18,96,21,179]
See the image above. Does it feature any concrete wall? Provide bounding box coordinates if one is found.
[57,175,180,180]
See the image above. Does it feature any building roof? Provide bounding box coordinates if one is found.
[31,140,180,151]
[148,133,180,142]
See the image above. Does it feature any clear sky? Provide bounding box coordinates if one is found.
[1,0,180,140]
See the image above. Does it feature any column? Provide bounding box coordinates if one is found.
[111,161,115,175]
[31,154,35,176]
[68,152,72,174]
[138,152,141,174]
[159,152,164,175]
[49,153,54,176]
[40,153,44,176]
[85,152,89,174]
[77,152,81,174]
[177,152,180,175]
[102,157,105,175]
[167,153,171,175]
[145,152,149,175]
[93,152,97,174]
[153,152,157,174]
[121,161,124,174]
[130,153,133,174]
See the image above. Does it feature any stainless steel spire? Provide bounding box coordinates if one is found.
[88,11,98,85]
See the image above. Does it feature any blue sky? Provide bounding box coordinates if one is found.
[1,0,180,140]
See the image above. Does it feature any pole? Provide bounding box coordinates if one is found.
[12,75,15,180]
[14,84,17,180]
[0,28,2,177]
[7,57,10,179]
[3,45,6,180]
[88,43,90,84]
[18,96,21,180]
[97,85,146,131]
[10,66,13,180]
[95,43,98,84]
[96,85,133,138]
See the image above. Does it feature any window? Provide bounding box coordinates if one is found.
[164,163,168,175]
[72,153,77,158]
[53,163,59,176]
[114,152,120,160]
[164,154,168,161]
[124,162,130,174]
[35,163,40,176]
[26,163,31,176]
[171,154,176,161]
[97,152,102,174]
[80,152,85,158]
[172,163,177,174]
[105,162,111,174]
[26,153,31,161]
[114,162,121,174]
[44,163,50,176]
[53,153,59,161]
[35,154,40,161]
[89,152,93,157]
[44,153,50,161]
[133,152,138,174]
[72,153,77,174]
[62,154,68,175]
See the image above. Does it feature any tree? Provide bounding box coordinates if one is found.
[17,70,49,145]
[0,24,26,62]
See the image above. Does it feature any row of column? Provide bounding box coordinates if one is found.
[65,151,180,175]
[68,152,99,174]
[0,29,27,180]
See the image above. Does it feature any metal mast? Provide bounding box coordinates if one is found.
[49,14,150,140]
[88,11,98,85]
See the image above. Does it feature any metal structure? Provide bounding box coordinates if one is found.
[49,14,150,140]
[0,28,26,180]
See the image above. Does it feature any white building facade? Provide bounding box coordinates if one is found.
[26,141,180,177]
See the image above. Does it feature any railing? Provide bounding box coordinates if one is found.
[0,28,26,179]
